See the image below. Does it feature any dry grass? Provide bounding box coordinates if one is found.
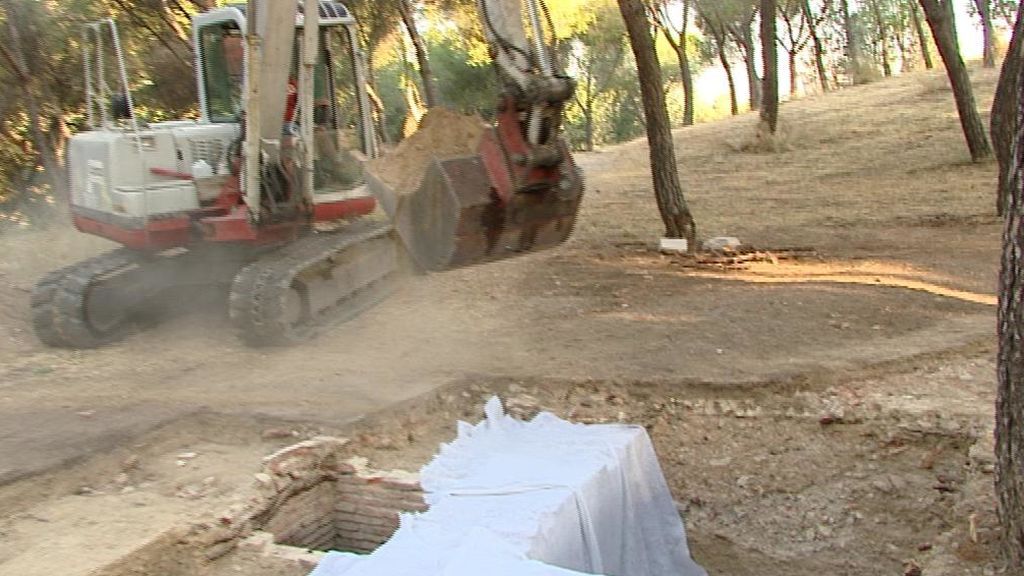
[574,65,999,266]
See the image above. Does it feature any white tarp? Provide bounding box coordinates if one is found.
[309,397,706,576]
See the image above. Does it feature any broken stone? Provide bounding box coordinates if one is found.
[261,428,297,440]
[968,437,995,466]
[701,236,741,253]
[902,561,923,576]
[120,454,140,472]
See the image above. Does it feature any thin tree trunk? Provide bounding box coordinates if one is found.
[616,0,697,246]
[910,1,934,69]
[804,0,830,92]
[992,7,1023,215]
[871,0,892,76]
[898,29,912,71]
[731,25,761,110]
[398,0,438,108]
[761,0,780,133]
[584,102,595,151]
[681,0,694,126]
[718,36,739,115]
[919,0,992,161]
[973,0,996,67]
[364,59,391,146]
[0,4,65,199]
[662,0,695,126]
[841,0,865,83]
[676,43,695,126]
[996,13,1024,565]
[788,49,798,96]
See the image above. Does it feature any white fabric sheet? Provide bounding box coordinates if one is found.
[309,397,706,576]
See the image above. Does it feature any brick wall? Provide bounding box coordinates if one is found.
[254,437,427,553]
[333,473,427,552]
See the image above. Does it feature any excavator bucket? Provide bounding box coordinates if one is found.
[367,138,583,272]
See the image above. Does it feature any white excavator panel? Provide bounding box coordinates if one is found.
[68,122,238,218]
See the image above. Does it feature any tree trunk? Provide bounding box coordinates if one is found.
[992,7,1023,215]
[919,0,992,161]
[731,24,761,110]
[398,0,438,108]
[0,3,65,199]
[973,0,996,67]
[788,49,798,96]
[871,0,892,76]
[584,103,595,152]
[841,0,866,83]
[898,28,913,71]
[617,0,697,246]
[804,0,830,92]
[667,40,696,126]
[663,0,695,126]
[910,2,934,69]
[718,37,739,115]
[995,20,1024,563]
[761,0,780,133]
[682,0,694,126]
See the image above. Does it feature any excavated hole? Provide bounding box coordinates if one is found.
[255,473,427,554]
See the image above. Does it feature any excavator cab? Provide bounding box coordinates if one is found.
[193,2,375,208]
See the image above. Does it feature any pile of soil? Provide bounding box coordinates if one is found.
[366,107,488,196]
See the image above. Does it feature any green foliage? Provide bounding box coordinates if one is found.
[427,31,498,115]
[0,0,202,213]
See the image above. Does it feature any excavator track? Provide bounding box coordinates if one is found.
[31,249,142,349]
[228,220,403,346]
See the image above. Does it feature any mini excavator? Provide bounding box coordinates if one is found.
[32,0,582,347]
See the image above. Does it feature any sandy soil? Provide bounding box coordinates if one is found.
[0,64,1010,574]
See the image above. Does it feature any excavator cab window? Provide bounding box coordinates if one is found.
[299,26,367,192]
[197,22,244,123]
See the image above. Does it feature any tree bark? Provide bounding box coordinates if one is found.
[992,7,1023,215]
[718,37,740,115]
[870,0,892,77]
[803,0,830,92]
[761,0,780,133]
[995,20,1024,563]
[778,6,807,97]
[841,0,866,83]
[617,0,697,245]
[0,2,65,198]
[730,22,761,110]
[897,26,912,71]
[910,1,934,69]
[660,0,695,126]
[680,0,695,126]
[398,0,438,107]
[973,0,996,67]
[678,44,695,126]
[788,49,798,96]
[919,0,992,162]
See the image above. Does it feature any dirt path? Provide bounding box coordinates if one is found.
[0,65,1007,574]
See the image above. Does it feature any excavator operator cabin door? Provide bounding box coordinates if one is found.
[303,24,376,194]
[195,20,245,124]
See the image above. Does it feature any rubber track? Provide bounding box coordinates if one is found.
[228,221,399,346]
[30,249,139,349]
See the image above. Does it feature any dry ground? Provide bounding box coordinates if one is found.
[0,64,1009,574]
